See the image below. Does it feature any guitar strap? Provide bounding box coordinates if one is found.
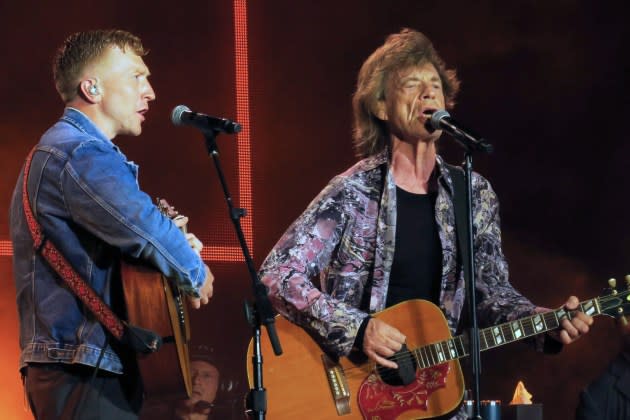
[444,163,473,331]
[21,147,160,354]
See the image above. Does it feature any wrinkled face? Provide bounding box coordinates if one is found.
[190,360,220,405]
[376,62,445,144]
[91,46,155,138]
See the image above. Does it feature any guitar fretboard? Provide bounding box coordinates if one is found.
[411,297,600,369]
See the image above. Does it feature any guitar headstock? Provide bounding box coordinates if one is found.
[156,197,188,233]
[156,197,179,218]
[598,275,630,323]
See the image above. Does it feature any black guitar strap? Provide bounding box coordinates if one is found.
[445,163,470,283]
[444,163,473,331]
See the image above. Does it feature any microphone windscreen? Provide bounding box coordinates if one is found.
[171,105,191,126]
[429,109,450,131]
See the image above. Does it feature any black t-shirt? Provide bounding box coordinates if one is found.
[385,187,442,307]
[354,186,444,351]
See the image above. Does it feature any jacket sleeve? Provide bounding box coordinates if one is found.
[59,140,206,296]
[259,176,370,357]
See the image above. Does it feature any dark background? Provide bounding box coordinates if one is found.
[1,1,628,418]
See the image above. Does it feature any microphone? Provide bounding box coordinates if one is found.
[427,109,493,153]
[171,105,241,134]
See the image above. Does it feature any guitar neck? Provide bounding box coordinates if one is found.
[411,297,603,369]
[477,298,600,351]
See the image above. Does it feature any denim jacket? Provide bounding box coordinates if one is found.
[260,150,540,358]
[10,108,207,374]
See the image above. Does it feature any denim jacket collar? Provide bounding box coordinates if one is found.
[63,108,110,140]
[60,107,137,175]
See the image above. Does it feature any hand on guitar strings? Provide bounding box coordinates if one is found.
[536,295,594,345]
[363,318,407,369]
[189,265,214,309]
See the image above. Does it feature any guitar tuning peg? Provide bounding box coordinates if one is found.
[608,278,617,290]
[618,313,628,327]
[625,274,630,287]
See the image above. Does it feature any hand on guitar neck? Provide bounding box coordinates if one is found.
[173,214,203,255]
[158,198,214,309]
[536,295,594,345]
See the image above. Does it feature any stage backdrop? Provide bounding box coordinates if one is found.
[1,1,629,419]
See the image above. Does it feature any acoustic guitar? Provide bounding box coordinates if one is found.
[121,199,193,400]
[247,281,630,419]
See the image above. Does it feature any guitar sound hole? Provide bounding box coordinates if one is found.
[376,343,417,386]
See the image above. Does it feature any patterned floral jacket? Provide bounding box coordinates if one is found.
[260,150,539,357]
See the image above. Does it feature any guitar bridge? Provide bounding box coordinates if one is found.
[321,353,351,416]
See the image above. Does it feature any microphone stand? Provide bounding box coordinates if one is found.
[200,129,282,420]
[463,151,482,420]
[447,130,492,420]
